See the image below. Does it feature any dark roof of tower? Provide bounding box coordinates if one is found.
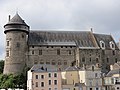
[7,13,28,25]
[28,31,99,48]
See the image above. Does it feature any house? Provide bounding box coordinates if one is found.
[27,65,62,90]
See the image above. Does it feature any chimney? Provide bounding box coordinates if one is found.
[8,15,11,21]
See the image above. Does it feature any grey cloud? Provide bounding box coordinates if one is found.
[0,0,120,59]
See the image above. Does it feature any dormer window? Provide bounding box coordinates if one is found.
[100,41,105,49]
[109,41,115,50]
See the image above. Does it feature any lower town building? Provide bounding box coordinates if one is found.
[28,64,106,90]
[27,65,62,90]
[103,62,120,90]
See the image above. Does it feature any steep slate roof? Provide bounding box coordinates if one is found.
[28,31,99,48]
[106,69,120,77]
[7,13,28,26]
[93,34,118,49]
[30,64,58,72]
[65,66,79,71]
[74,83,85,87]
[28,31,118,49]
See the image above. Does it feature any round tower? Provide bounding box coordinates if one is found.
[3,13,29,74]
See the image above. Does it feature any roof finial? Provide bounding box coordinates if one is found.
[90,27,93,33]
[16,8,18,15]
[8,15,11,21]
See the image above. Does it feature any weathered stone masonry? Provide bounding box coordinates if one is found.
[3,14,120,74]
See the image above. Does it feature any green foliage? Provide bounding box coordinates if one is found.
[0,60,4,74]
[0,73,27,89]
[0,62,30,89]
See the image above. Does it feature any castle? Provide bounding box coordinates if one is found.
[3,13,120,74]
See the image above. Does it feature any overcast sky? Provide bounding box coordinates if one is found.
[0,0,120,59]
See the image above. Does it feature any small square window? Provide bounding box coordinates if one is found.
[7,41,9,46]
[49,80,51,85]
[41,75,44,79]
[32,50,34,54]
[41,82,44,87]
[36,82,38,87]
[54,73,57,77]
[39,50,42,55]
[35,75,38,79]
[57,49,60,55]
[54,80,57,85]
[48,73,51,77]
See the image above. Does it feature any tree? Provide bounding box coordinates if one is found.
[0,60,4,74]
[0,74,14,89]
[0,63,30,89]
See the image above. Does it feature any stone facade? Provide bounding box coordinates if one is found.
[3,14,120,74]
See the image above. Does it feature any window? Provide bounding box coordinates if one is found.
[90,88,92,90]
[41,82,44,87]
[54,88,57,90]
[35,75,38,79]
[48,73,51,77]
[54,73,57,77]
[109,41,115,49]
[16,42,20,48]
[49,88,51,90]
[102,50,105,55]
[90,58,91,62]
[68,50,72,55]
[41,75,44,79]
[100,41,105,49]
[46,61,50,64]
[107,58,109,63]
[115,58,117,63]
[82,57,85,62]
[36,82,38,87]
[112,50,115,55]
[39,50,42,55]
[95,73,97,78]
[40,60,44,64]
[96,58,99,63]
[32,50,34,54]
[52,60,56,65]
[49,80,51,85]
[92,66,94,71]
[34,60,38,64]
[22,34,24,38]
[64,60,67,65]
[96,88,99,90]
[57,49,60,55]
[102,43,104,47]
[54,80,57,85]
[6,50,10,57]
[58,61,61,65]
[7,41,9,46]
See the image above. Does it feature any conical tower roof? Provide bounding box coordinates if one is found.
[4,13,29,34]
[7,13,28,25]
